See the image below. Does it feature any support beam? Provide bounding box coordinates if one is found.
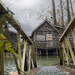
[26,42,29,71]
[28,45,32,71]
[59,42,63,65]
[65,37,75,65]
[31,45,37,68]
[65,37,70,66]
[22,40,27,71]
[62,42,70,66]
[0,15,4,75]
[72,28,75,54]
[59,16,75,42]
[17,32,22,72]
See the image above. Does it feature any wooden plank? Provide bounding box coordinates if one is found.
[0,0,33,45]
[65,37,75,65]
[0,15,4,75]
[62,42,70,66]
[26,42,29,71]
[72,28,75,53]
[28,45,32,71]
[59,42,63,65]
[35,66,66,75]
[17,32,22,72]
[31,45,37,68]
[65,37,70,66]
[59,15,75,42]
[22,40,27,71]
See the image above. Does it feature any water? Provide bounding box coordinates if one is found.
[4,58,17,75]
[37,56,60,67]
[4,56,60,75]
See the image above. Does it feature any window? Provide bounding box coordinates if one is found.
[46,34,52,40]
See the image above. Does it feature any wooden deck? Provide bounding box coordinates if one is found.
[35,66,66,75]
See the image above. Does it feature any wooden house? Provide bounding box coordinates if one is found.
[31,20,65,56]
[9,31,18,51]
[4,31,18,53]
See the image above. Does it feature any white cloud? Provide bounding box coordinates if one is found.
[22,0,40,9]
[2,0,75,36]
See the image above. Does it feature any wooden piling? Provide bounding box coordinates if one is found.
[60,42,63,65]
[65,37,75,65]
[62,42,70,66]
[31,45,37,68]
[65,37,70,66]
[28,45,31,71]
[72,28,75,54]
[26,42,29,71]
[22,40,27,71]
[17,32,22,72]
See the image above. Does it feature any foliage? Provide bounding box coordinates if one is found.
[0,33,16,54]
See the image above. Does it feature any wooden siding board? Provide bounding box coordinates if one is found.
[32,21,64,50]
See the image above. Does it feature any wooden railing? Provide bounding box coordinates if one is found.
[59,15,75,67]
[0,1,37,75]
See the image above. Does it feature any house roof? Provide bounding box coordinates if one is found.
[32,19,65,34]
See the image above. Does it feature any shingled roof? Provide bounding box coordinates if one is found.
[32,19,65,34]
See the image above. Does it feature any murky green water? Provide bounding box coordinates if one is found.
[4,56,60,75]
[37,56,60,67]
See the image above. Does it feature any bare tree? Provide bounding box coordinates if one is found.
[66,0,71,23]
[70,0,74,17]
[52,0,57,25]
[60,0,64,26]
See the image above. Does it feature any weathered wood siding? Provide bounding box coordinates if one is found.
[31,21,65,50]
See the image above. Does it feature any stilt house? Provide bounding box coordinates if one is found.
[31,20,65,55]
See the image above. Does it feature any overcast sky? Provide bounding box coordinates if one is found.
[2,0,75,36]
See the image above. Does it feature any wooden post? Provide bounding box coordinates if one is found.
[0,15,4,75]
[59,42,63,65]
[28,45,31,71]
[31,45,37,68]
[65,37,70,66]
[17,32,22,72]
[72,28,75,54]
[22,40,27,71]
[65,37,75,65]
[62,42,70,66]
[26,42,29,71]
